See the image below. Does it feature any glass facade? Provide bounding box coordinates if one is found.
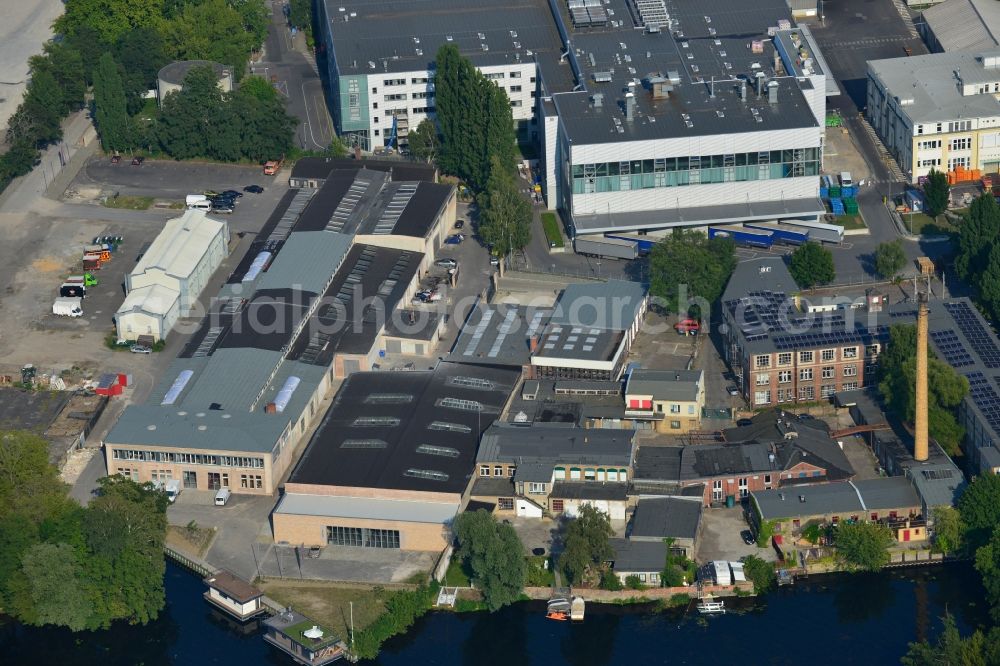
[327,526,401,549]
[570,148,820,194]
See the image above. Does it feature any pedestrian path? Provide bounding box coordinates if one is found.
[857,117,907,182]
[890,0,920,39]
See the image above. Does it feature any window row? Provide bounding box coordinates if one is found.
[572,149,820,177]
[758,346,865,368]
[574,162,819,194]
[111,449,264,468]
[327,526,400,549]
[553,466,628,482]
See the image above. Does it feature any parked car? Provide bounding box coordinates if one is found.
[797,413,815,421]
[736,418,753,427]
[243,184,264,193]
[221,189,243,199]
[211,206,234,214]
[435,258,458,269]
[130,345,152,354]
[131,156,144,166]
[110,155,121,164]
[727,385,740,396]
[454,219,465,229]
[444,234,464,245]
[490,256,500,267]
[740,530,756,546]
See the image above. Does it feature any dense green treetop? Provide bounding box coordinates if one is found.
[649,229,736,316]
[789,241,835,289]
[453,510,526,611]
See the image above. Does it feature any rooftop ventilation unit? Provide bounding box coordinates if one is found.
[630,0,669,29]
[593,71,613,82]
[592,92,604,107]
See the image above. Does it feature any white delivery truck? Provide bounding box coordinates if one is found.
[164,479,182,502]
[52,297,83,317]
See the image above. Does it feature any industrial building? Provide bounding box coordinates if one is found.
[470,422,637,519]
[624,369,705,433]
[867,49,1000,183]
[115,209,229,342]
[104,169,456,494]
[918,0,1000,53]
[317,0,832,238]
[289,157,438,188]
[271,363,519,551]
[632,409,855,506]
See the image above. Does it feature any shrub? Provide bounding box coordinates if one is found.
[599,570,623,591]
[624,575,645,590]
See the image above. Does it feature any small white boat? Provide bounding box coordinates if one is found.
[570,596,585,622]
[696,598,726,615]
[547,597,571,612]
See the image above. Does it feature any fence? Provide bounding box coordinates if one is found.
[164,545,214,578]
[522,582,753,601]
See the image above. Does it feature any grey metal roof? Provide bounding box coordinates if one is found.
[868,50,1000,124]
[551,280,647,331]
[477,423,636,467]
[631,497,702,541]
[922,0,1000,52]
[323,0,566,79]
[610,538,667,573]
[105,404,289,453]
[274,492,460,524]
[753,477,921,520]
[470,476,516,497]
[158,60,229,84]
[290,157,438,183]
[446,303,551,367]
[514,462,556,483]
[626,369,702,402]
[531,322,623,362]
[570,197,826,235]
[256,231,353,294]
[908,464,966,508]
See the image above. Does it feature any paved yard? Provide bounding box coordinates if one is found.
[696,506,777,564]
[509,516,560,556]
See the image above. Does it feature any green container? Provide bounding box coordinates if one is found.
[829,186,842,198]
[726,495,736,508]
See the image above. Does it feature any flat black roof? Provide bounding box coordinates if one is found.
[296,170,450,239]
[384,309,442,341]
[291,156,437,183]
[287,244,423,363]
[220,288,317,353]
[288,362,520,494]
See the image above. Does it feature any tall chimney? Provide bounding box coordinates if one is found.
[914,293,929,462]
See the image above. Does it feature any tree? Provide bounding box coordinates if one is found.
[742,555,775,594]
[452,510,526,611]
[56,0,166,45]
[478,157,531,258]
[600,570,624,590]
[408,118,440,163]
[975,526,1000,622]
[959,474,1000,550]
[155,66,222,158]
[879,324,968,456]
[327,136,350,158]
[931,506,965,556]
[923,168,949,218]
[21,69,66,145]
[163,0,260,78]
[434,44,516,192]
[979,243,1000,326]
[0,431,70,522]
[649,229,736,315]
[93,53,130,152]
[833,522,893,572]
[115,27,169,114]
[288,0,312,30]
[789,241,835,288]
[903,614,1000,666]
[238,75,278,102]
[874,240,907,279]
[559,505,614,585]
[32,43,87,113]
[955,193,1000,281]
[20,543,92,631]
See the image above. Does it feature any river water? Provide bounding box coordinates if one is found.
[0,562,989,665]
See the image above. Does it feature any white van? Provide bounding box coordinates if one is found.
[187,200,212,211]
[164,479,181,503]
[839,171,853,188]
[214,487,232,506]
[185,194,208,206]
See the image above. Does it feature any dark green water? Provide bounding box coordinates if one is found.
[0,562,990,665]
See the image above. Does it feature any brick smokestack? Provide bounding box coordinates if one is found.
[914,293,929,462]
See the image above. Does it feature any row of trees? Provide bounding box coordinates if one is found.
[955,193,1000,325]
[878,323,968,456]
[0,430,168,630]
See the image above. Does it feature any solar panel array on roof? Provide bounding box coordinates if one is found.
[930,330,974,368]
[966,372,1000,432]
[772,326,889,351]
[946,301,1000,367]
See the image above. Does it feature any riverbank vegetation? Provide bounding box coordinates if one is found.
[559,505,615,586]
[0,431,167,630]
[259,579,388,646]
[452,509,526,611]
[834,522,894,572]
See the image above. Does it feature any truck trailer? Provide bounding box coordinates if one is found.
[708,226,774,249]
[604,233,658,255]
[59,283,86,298]
[784,220,844,244]
[53,297,83,317]
[574,235,638,260]
[745,222,809,245]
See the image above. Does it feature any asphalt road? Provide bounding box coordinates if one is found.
[257,3,334,150]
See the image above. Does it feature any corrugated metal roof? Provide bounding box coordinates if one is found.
[550,280,647,331]
[923,0,1000,52]
[178,348,285,412]
[274,493,459,524]
[753,477,920,520]
[256,231,353,294]
[131,210,227,280]
[115,283,179,317]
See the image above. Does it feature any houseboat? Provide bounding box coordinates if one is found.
[203,570,267,621]
[263,608,346,665]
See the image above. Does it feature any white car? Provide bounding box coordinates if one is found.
[435,258,458,269]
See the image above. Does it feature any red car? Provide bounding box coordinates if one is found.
[110,155,121,164]
[131,156,144,166]
[674,318,700,335]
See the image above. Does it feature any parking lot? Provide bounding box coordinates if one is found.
[696,506,777,563]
